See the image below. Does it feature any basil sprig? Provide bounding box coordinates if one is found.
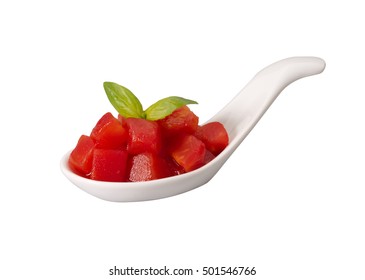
[104,82,197,120]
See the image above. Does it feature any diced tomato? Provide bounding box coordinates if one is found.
[128,153,172,182]
[90,149,128,182]
[125,118,161,155]
[69,101,229,182]
[158,105,199,136]
[195,122,229,155]
[90,112,128,149]
[170,134,206,172]
[69,135,96,176]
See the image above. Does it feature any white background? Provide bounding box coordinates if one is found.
[1,1,364,279]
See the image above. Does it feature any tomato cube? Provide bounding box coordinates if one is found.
[69,135,96,176]
[128,153,172,182]
[195,122,229,155]
[90,149,128,182]
[158,105,199,136]
[125,118,161,155]
[170,134,206,172]
[90,112,128,149]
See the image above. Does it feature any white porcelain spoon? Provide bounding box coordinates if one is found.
[60,56,325,202]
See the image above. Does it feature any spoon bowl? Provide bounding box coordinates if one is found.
[60,56,326,202]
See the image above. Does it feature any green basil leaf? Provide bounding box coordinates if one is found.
[145,96,198,120]
[103,82,144,118]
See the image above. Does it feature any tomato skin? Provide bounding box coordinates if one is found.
[125,118,161,155]
[170,134,206,172]
[195,122,229,156]
[90,149,128,182]
[69,135,96,176]
[158,105,199,136]
[90,112,128,149]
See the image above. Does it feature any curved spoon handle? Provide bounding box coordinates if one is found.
[212,56,326,145]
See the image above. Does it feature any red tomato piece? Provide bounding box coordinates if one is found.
[195,122,229,155]
[90,149,128,182]
[128,153,172,182]
[170,134,206,172]
[90,112,128,149]
[69,135,96,176]
[125,118,161,155]
[158,105,199,136]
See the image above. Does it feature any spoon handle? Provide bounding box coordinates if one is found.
[212,56,326,145]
